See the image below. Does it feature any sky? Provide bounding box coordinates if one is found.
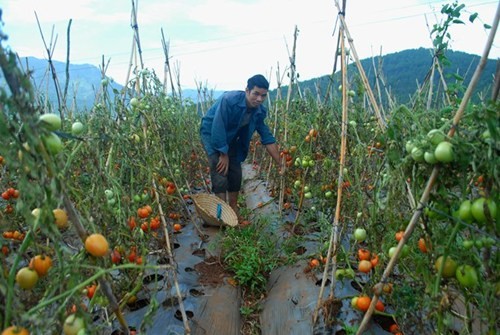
[0,0,498,91]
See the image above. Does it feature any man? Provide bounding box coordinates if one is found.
[200,74,281,221]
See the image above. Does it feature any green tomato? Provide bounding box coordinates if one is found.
[104,189,114,199]
[434,141,453,163]
[71,121,85,135]
[462,240,474,250]
[405,140,415,154]
[39,113,62,131]
[455,265,478,288]
[130,97,140,108]
[434,255,458,278]
[42,132,63,154]
[401,244,410,258]
[294,180,301,188]
[471,197,497,225]
[133,194,141,203]
[335,269,345,279]
[308,160,315,167]
[130,134,140,143]
[351,296,358,308]
[458,200,473,223]
[411,147,424,162]
[349,120,357,127]
[303,186,310,193]
[16,267,39,289]
[348,90,356,97]
[388,246,397,258]
[344,268,355,278]
[424,151,438,164]
[63,314,86,335]
[324,191,333,198]
[304,192,313,199]
[427,129,446,146]
[481,129,491,140]
[481,237,495,248]
[354,228,367,242]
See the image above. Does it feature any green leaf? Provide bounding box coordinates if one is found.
[452,73,464,81]
[469,13,478,23]
[452,19,465,25]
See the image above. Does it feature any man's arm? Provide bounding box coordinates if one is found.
[265,142,282,167]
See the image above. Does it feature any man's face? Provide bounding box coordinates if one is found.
[245,87,268,108]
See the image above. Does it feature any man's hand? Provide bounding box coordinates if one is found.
[216,153,229,175]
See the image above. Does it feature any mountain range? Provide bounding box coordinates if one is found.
[1,48,497,111]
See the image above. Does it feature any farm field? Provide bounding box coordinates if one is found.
[0,2,499,335]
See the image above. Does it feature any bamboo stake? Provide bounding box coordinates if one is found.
[356,4,499,333]
[140,121,192,334]
[333,0,386,131]
[313,24,349,324]
[34,11,66,120]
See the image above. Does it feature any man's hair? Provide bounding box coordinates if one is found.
[247,74,269,90]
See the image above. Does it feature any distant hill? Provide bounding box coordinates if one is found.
[1,49,496,111]
[1,56,207,111]
[12,57,120,111]
[283,48,497,106]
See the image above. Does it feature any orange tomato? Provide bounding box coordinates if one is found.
[128,248,137,263]
[2,231,13,239]
[84,233,109,257]
[150,217,160,230]
[29,255,53,277]
[370,253,379,267]
[86,284,97,299]
[137,207,149,219]
[382,282,394,294]
[127,217,137,230]
[1,326,30,335]
[4,204,13,214]
[135,256,143,265]
[357,248,371,261]
[418,238,428,253]
[375,299,385,312]
[309,259,320,268]
[53,208,69,229]
[140,222,149,232]
[358,260,372,273]
[1,191,10,200]
[389,324,400,333]
[395,230,404,242]
[111,249,122,264]
[166,185,176,195]
[356,296,371,312]
[173,223,182,232]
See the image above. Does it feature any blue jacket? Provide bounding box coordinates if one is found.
[200,91,276,163]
